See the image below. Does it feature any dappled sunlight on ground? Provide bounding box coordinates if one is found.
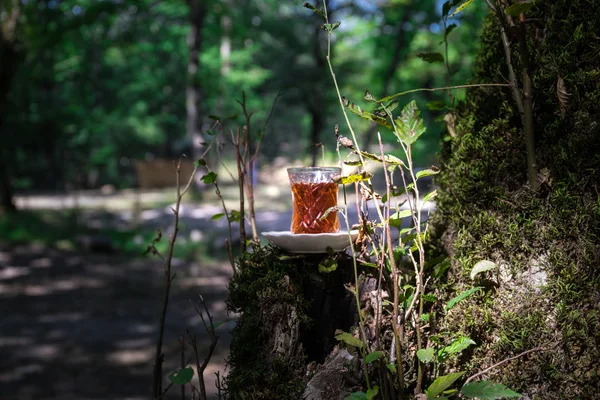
[0,243,233,400]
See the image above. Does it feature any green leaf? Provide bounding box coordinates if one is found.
[345,392,368,400]
[461,381,523,399]
[343,160,363,166]
[418,52,445,63]
[201,171,217,184]
[445,287,482,311]
[416,167,440,179]
[168,367,194,385]
[318,260,338,273]
[423,189,438,203]
[208,115,221,120]
[344,98,392,128]
[205,129,218,136]
[417,348,435,363]
[194,158,207,167]
[470,260,497,280]
[504,2,534,17]
[382,183,413,203]
[335,330,365,349]
[450,0,475,16]
[422,293,438,302]
[211,213,225,221]
[323,21,341,32]
[439,336,476,360]
[389,209,413,228]
[444,23,457,40]
[394,101,426,145]
[365,351,385,364]
[359,151,405,166]
[374,100,399,115]
[421,313,431,322]
[427,100,447,111]
[387,363,397,373]
[426,372,465,400]
[366,385,379,400]
[303,2,325,17]
[334,171,373,184]
[229,210,242,223]
[320,206,339,220]
[364,90,377,102]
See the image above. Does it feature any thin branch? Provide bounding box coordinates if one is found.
[153,159,198,399]
[377,83,511,103]
[238,93,259,243]
[232,129,247,252]
[189,295,220,400]
[464,343,556,385]
[378,133,405,390]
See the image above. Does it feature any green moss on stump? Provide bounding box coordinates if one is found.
[225,245,357,399]
[433,2,600,398]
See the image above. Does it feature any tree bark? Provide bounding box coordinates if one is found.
[186,0,208,171]
[308,1,329,166]
[0,2,21,213]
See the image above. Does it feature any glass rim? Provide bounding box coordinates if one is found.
[287,166,341,173]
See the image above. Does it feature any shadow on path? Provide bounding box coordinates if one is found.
[0,243,233,400]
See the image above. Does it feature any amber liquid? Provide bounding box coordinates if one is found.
[290,182,340,234]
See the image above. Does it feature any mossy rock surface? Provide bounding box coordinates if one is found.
[225,245,357,399]
[433,2,600,399]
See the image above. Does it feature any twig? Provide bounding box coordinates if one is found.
[180,336,185,400]
[377,83,511,103]
[238,93,259,243]
[189,295,220,400]
[232,128,247,252]
[377,133,405,390]
[464,343,555,386]
[152,159,198,399]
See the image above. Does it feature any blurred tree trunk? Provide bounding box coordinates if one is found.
[362,12,410,150]
[186,0,208,171]
[0,0,21,213]
[308,0,329,166]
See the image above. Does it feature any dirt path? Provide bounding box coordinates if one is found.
[0,243,233,400]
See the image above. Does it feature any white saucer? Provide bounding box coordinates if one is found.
[261,230,359,254]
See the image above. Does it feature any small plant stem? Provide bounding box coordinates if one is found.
[517,11,538,190]
[378,134,405,392]
[464,344,554,385]
[378,83,510,103]
[180,337,185,400]
[336,157,371,389]
[323,1,403,392]
[190,296,220,400]
[239,93,259,242]
[232,129,247,252]
[152,160,198,399]
[213,178,235,272]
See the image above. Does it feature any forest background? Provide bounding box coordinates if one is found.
[1,0,488,204]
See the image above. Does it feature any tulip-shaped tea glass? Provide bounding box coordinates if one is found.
[288,167,341,234]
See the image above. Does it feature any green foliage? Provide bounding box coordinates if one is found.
[168,367,194,385]
[461,381,522,399]
[394,101,427,145]
[432,0,600,397]
[438,336,476,360]
[335,330,365,349]
[425,371,465,399]
[417,348,436,363]
[445,287,482,311]
[365,351,385,363]
[469,260,497,280]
